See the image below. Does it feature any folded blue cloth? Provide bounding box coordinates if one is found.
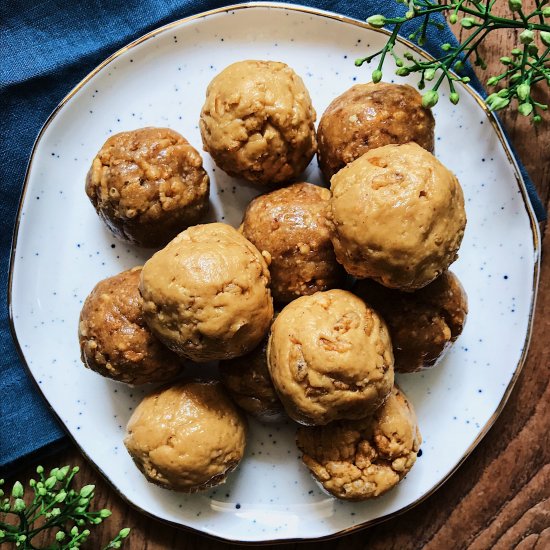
[0,0,544,475]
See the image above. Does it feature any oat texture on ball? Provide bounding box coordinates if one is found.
[267,289,394,425]
[241,182,344,303]
[85,127,209,247]
[317,82,435,181]
[330,143,466,290]
[296,386,421,500]
[200,60,317,185]
[124,381,247,493]
[78,267,183,385]
[354,271,468,372]
[140,223,273,362]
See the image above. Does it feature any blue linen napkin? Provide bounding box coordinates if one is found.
[0,0,545,475]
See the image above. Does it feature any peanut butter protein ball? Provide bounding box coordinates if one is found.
[86,127,209,247]
[219,324,284,422]
[241,183,343,303]
[296,386,421,500]
[125,381,247,492]
[200,60,317,185]
[317,82,435,181]
[78,267,183,385]
[354,271,468,372]
[330,143,466,290]
[140,223,273,362]
[267,289,394,425]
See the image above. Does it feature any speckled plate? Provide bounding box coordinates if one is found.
[9,2,540,544]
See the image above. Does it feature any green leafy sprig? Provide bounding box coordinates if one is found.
[0,466,130,549]
[356,0,550,121]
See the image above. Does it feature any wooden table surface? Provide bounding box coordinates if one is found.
[7,4,550,549]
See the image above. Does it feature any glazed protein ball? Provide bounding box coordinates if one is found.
[330,143,466,290]
[241,183,344,303]
[354,271,468,373]
[124,381,247,492]
[78,267,183,385]
[219,323,284,422]
[267,289,394,425]
[85,127,209,247]
[296,386,421,500]
[317,82,435,181]
[140,223,273,362]
[200,60,317,185]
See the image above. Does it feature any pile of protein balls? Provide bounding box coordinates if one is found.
[78,60,468,501]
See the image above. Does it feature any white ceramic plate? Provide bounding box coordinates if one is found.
[9,2,540,543]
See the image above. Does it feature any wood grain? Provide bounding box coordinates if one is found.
[6,3,549,548]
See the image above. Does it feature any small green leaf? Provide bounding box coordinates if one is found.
[11,481,24,498]
[367,14,386,28]
[460,17,476,29]
[508,0,522,13]
[422,90,439,108]
[519,29,534,44]
[56,466,70,481]
[487,76,499,86]
[119,528,131,538]
[45,476,57,490]
[488,96,510,111]
[517,83,530,101]
[500,57,512,65]
[80,485,95,498]
[99,509,112,518]
[372,69,383,83]
[518,103,533,116]
[13,499,26,513]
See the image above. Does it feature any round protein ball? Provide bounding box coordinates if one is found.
[330,143,466,290]
[200,60,317,185]
[296,386,421,501]
[354,271,468,373]
[85,127,209,247]
[78,267,183,385]
[267,289,394,426]
[219,325,284,422]
[241,183,344,303]
[124,381,247,492]
[317,82,435,181]
[140,223,274,362]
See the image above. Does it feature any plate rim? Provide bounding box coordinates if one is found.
[7,1,542,544]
